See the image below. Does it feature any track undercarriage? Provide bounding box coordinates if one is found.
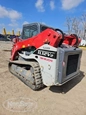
[9,60,43,90]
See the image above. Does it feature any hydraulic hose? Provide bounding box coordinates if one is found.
[55,28,64,46]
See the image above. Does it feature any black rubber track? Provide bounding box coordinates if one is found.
[9,61,44,90]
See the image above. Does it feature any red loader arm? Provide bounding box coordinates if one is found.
[11,28,81,60]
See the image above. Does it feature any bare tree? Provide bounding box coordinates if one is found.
[65,17,72,34]
[65,13,86,40]
[65,17,81,35]
[71,18,81,36]
[81,13,86,40]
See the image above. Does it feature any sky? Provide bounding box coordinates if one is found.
[0,0,86,34]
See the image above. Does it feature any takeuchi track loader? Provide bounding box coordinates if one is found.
[8,23,82,90]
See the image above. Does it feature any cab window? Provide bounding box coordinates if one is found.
[22,25,38,39]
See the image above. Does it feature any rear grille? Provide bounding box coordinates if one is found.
[66,54,79,76]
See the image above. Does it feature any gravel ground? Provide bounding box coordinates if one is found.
[0,41,86,115]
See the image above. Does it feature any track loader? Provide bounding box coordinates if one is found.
[8,23,82,90]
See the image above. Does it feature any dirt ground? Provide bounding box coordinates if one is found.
[0,41,86,115]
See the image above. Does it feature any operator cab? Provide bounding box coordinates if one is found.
[21,23,53,40]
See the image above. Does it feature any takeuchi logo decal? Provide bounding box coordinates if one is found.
[3,97,37,112]
[34,49,57,59]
